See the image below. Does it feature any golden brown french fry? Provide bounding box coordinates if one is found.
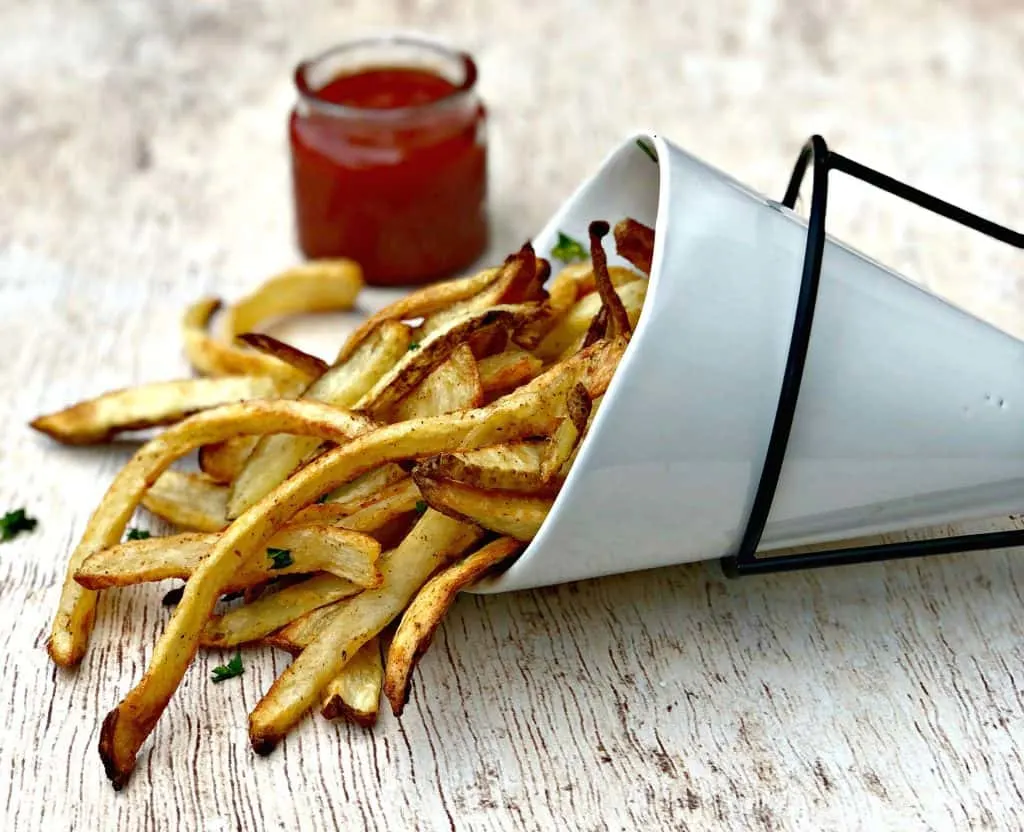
[415,442,553,495]
[321,637,383,725]
[334,267,499,363]
[223,260,363,337]
[198,437,257,483]
[236,333,329,379]
[248,510,482,753]
[317,463,409,512]
[264,600,346,655]
[353,306,525,418]
[588,221,632,339]
[97,339,625,785]
[201,574,364,648]
[391,344,482,421]
[540,383,591,481]
[413,475,552,541]
[477,349,543,397]
[536,282,647,360]
[49,399,380,671]
[76,525,381,591]
[614,217,655,275]
[384,537,522,715]
[29,376,280,445]
[227,322,409,517]
[181,298,312,384]
[290,478,421,532]
[419,244,541,337]
[141,471,230,532]
[547,261,641,301]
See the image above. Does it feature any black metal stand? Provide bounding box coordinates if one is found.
[722,135,1024,577]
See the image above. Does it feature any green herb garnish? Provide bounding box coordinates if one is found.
[1,508,38,542]
[211,652,244,683]
[125,527,151,541]
[636,139,658,163]
[550,232,588,263]
[316,492,331,504]
[408,342,421,351]
[414,500,428,515]
[267,547,294,570]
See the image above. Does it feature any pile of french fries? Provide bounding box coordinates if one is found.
[33,218,654,789]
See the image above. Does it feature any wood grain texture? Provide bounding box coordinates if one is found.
[1,1,1022,829]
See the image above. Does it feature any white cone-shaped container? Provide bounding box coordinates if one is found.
[475,133,1024,593]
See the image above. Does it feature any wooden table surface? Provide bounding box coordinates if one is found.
[2,1,1022,829]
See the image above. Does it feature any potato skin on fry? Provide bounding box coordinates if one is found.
[384,537,522,715]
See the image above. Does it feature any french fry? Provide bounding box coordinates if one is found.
[182,299,312,384]
[142,471,230,532]
[535,282,647,360]
[334,267,499,364]
[320,637,383,725]
[29,376,279,445]
[384,537,522,715]
[98,340,624,785]
[247,510,482,753]
[223,259,363,337]
[317,463,409,513]
[614,217,655,275]
[390,344,483,421]
[200,574,365,648]
[227,321,409,517]
[198,437,258,483]
[540,383,591,481]
[588,221,633,339]
[419,244,542,337]
[477,349,544,397]
[264,600,347,655]
[413,475,552,541]
[75,525,382,592]
[353,306,526,418]
[236,333,329,379]
[415,443,553,495]
[48,399,382,671]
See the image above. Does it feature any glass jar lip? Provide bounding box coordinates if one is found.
[294,33,479,121]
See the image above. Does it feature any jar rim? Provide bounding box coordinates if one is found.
[294,34,479,121]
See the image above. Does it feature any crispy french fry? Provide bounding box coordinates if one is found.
[335,267,499,364]
[384,537,522,715]
[317,463,409,512]
[201,574,364,648]
[536,282,647,360]
[419,244,541,337]
[198,437,258,483]
[182,299,313,384]
[236,333,329,379]
[264,600,346,655]
[227,322,409,517]
[540,383,591,481]
[413,475,552,541]
[97,338,625,786]
[588,221,633,339]
[391,344,482,421]
[48,399,380,671]
[141,471,230,532]
[415,443,553,495]
[321,637,383,725]
[614,217,655,275]
[29,377,280,445]
[223,260,363,337]
[248,510,482,752]
[477,349,544,396]
[76,525,381,591]
[353,306,525,418]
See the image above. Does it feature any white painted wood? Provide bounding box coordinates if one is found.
[1,1,1022,829]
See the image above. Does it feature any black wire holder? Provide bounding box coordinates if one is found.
[722,135,1024,577]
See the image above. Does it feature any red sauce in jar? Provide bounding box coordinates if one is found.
[290,40,488,286]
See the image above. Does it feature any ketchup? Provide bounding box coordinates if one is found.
[289,38,488,286]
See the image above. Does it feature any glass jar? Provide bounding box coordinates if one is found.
[289,35,489,286]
